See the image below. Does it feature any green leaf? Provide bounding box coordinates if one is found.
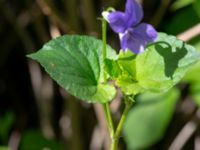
[193,0,200,17]
[191,36,200,50]
[183,61,200,83]
[0,112,15,143]
[105,59,122,79]
[171,0,194,11]
[163,6,199,35]
[115,32,200,95]
[28,35,117,103]
[183,35,200,83]
[0,147,11,150]
[123,88,180,150]
[20,130,63,150]
[183,60,200,108]
[190,83,200,107]
[116,51,142,95]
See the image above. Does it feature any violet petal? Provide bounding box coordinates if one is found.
[103,11,128,33]
[134,23,157,42]
[119,29,146,54]
[125,0,144,27]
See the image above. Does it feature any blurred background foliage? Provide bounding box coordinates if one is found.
[0,0,200,150]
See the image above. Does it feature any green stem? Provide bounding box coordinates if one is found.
[101,13,134,150]
[111,139,119,150]
[111,99,133,150]
[102,17,107,83]
[102,103,115,138]
[101,16,114,138]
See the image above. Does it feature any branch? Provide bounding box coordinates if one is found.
[177,23,200,42]
[36,0,71,33]
[0,0,35,52]
[150,0,171,28]
[168,109,200,150]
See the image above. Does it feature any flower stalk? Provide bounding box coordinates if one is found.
[111,97,134,150]
[101,17,115,139]
[101,10,135,150]
[102,17,107,82]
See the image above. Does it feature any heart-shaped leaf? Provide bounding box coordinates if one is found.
[28,35,117,103]
[113,32,200,95]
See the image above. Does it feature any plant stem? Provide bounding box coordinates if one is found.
[103,103,115,138]
[102,17,107,83]
[111,99,133,150]
[101,14,134,150]
[111,139,119,150]
[101,17,115,138]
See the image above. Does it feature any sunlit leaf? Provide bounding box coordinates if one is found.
[183,61,200,83]
[28,35,117,103]
[114,33,199,95]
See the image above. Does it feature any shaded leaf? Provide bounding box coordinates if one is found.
[0,112,15,143]
[171,0,194,11]
[190,83,200,107]
[105,59,122,79]
[193,0,200,17]
[0,147,11,150]
[163,6,199,35]
[123,88,180,150]
[20,130,63,150]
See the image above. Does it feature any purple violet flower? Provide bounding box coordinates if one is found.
[102,0,157,54]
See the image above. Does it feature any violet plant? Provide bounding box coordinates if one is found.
[27,0,200,149]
